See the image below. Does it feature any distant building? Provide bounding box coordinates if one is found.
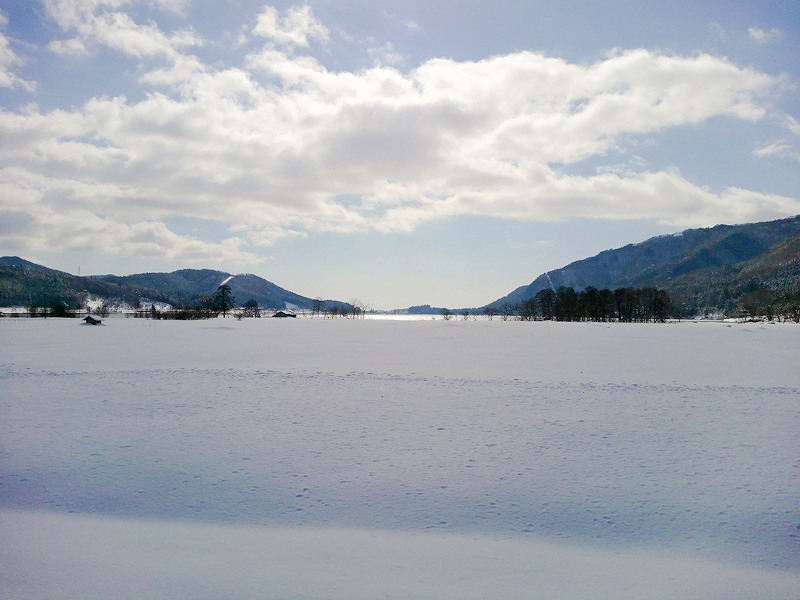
[83,315,102,325]
[272,310,296,318]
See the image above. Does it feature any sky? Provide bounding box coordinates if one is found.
[0,1,798,309]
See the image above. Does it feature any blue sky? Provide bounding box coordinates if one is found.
[1,1,798,309]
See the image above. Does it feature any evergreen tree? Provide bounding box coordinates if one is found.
[212,284,235,317]
[535,288,555,320]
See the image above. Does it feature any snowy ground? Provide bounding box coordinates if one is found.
[1,317,798,599]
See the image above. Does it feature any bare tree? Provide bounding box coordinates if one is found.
[518,297,537,321]
[348,298,367,318]
[500,302,514,321]
[312,297,324,317]
[243,299,260,318]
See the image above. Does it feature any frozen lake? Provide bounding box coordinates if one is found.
[2,317,799,599]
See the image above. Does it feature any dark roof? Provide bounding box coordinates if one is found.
[83,315,102,324]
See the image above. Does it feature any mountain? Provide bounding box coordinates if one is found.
[5,214,799,318]
[95,269,336,311]
[0,259,343,311]
[0,257,161,308]
[489,215,800,318]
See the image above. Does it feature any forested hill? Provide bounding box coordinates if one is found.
[0,258,340,311]
[489,215,800,318]
[4,214,799,317]
[0,256,156,308]
[94,270,326,310]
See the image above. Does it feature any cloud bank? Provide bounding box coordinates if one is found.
[0,2,798,264]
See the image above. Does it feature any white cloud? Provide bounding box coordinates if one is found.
[358,169,798,232]
[404,19,421,33]
[748,27,782,44]
[382,9,421,34]
[147,0,191,16]
[253,4,329,49]
[42,0,125,30]
[0,169,261,263]
[783,114,800,136]
[0,12,36,91]
[368,42,405,67]
[42,0,202,59]
[1,5,798,264]
[47,37,90,56]
[754,141,800,162]
[708,22,726,41]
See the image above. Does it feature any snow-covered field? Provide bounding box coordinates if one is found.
[1,317,798,599]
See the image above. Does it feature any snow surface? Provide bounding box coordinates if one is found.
[1,318,799,599]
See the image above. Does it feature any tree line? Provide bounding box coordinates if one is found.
[135,284,237,319]
[139,287,366,319]
[311,297,366,318]
[484,286,673,323]
[735,288,800,323]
